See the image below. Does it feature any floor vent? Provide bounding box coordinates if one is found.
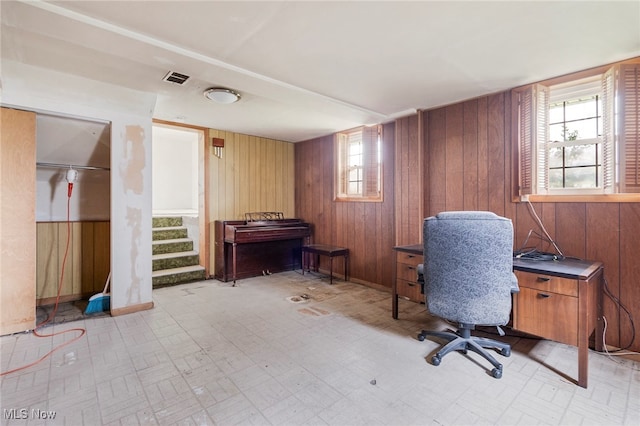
[163,71,190,85]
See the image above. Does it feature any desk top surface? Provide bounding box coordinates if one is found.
[393,244,603,280]
[393,244,423,254]
[513,257,603,280]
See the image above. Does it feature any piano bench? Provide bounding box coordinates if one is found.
[301,244,349,284]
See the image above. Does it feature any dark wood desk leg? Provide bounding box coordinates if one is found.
[577,277,589,388]
[392,279,398,319]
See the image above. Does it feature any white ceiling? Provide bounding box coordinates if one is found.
[2,0,639,143]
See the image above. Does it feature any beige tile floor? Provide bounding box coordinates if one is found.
[1,271,639,425]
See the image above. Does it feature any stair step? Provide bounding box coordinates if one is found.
[153,226,188,241]
[152,251,200,271]
[152,216,183,228]
[153,238,193,255]
[152,265,206,288]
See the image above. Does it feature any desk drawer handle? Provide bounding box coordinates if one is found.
[407,266,415,270]
[407,254,415,258]
[537,276,551,282]
[538,293,551,298]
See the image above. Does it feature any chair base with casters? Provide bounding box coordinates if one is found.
[417,324,511,379]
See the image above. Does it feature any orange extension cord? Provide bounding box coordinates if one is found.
[1,182,86,376]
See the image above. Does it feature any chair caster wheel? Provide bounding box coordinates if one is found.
[431,355,441,366]
[501,347,511,357]
[417,333,425,341]
[491,368,503,379]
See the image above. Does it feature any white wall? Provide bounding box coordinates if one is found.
[36,167,111,221]
[36,114,111,221]
[152,125,198,215]
[1,60,157,314]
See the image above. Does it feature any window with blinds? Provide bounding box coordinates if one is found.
[513,62,640,197]
[335,125,383,201]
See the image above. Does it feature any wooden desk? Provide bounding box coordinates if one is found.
[302,244,349,284]
[512,257,603,388]
[391,244,603,388]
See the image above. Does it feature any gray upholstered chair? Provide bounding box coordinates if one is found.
[416,211,519,378]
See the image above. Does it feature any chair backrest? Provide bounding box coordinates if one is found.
[423,211,515,326]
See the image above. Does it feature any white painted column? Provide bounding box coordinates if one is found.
[109,117,153,313]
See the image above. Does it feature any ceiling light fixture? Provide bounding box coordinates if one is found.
[204,88,241,104]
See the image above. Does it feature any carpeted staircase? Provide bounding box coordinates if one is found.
[152,216,206,288]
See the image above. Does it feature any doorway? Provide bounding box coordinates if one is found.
[152,122,209,280]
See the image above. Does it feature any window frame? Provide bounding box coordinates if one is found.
[334,125,383,202]
[546,80,604,194]
[512,58,640,202]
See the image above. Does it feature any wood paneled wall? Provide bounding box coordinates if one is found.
[395,114,424,245]
[424,95,514,217]
[208,129,295,270]
[295,123,396,289]
[36,221,110,304]
[423,92,639,352]
[294,92,638,352]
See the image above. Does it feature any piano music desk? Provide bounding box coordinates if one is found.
[302,244,349,284]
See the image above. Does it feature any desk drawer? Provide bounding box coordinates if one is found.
[396,251,422,266]
[396,279,422,302]
[395,251,423,304]
[515,270,578,297]
[513,286,578,346]
[396,262,421,282]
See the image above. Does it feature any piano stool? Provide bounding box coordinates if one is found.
[301,244,349,284]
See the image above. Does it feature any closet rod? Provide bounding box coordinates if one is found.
[36,162,110,171]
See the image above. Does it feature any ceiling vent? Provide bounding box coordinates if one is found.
[162,71,190,85]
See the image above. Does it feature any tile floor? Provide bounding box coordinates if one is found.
[1,271,639,425]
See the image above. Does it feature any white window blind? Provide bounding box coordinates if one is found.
[619,64,640,192]
[515,84,549,195]
[602,67,615,192]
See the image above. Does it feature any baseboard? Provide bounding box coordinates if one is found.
[110,301,154,316]
[36,294,83,306]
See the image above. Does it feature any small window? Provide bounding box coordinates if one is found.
[514,62,640,198]
[335,125,382,202]
[547,77,603,190]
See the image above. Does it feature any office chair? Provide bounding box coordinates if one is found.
[416,211,519,378]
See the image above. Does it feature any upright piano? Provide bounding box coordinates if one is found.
[214,214,311,283]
